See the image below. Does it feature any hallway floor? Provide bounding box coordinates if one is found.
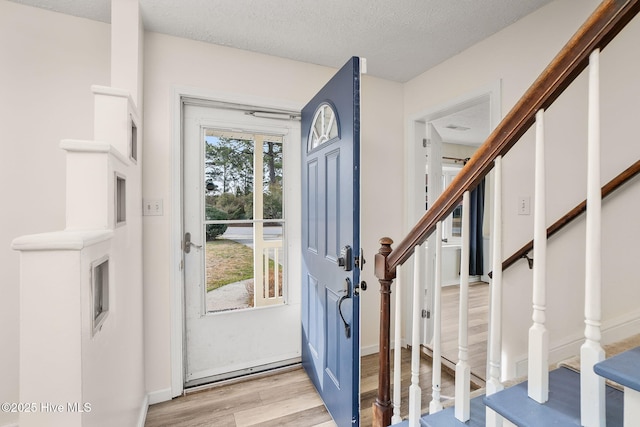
[145,282,489,426]
[144,349,457,427]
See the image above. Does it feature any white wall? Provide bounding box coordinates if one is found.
[404,0,640,377]
[0,2,109,425]
[360,77,405,354]
[142,32,404,396]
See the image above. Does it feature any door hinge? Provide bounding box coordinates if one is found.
[422,309,430,319]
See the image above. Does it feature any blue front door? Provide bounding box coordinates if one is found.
[301,57,361,426]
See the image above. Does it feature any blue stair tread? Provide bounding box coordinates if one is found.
[594,346,640,391]
[420,394,487,427]
[483,367,623,427]
[391,395,486,427]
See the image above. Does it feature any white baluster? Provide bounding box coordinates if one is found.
[409,245,424,426]
[486,156,504,427]
[455,192,471,421]
[274,247,280,298]
[264,248,269,298]
[581,48,605,427]
[429,222,443,414]
[392,265,403,425]
[528,109,549,403]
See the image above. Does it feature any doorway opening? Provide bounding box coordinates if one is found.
[178,97,302,390]
[405,83,501,385]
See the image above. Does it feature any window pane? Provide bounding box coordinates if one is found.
[308,104,339,150]
[204,130,254,221]
[263,139,283,220]
[205,223,255,313]
[451,204,462,237]
[202,130,286,312]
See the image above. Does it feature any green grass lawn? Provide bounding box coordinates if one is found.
[205,238,284,304]
[205,239,253,292]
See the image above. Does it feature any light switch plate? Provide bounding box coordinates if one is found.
[518,196,530,215]
[143,199,163,216]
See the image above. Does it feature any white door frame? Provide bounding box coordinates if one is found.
[402,81,502,348]
[170,86,303,397]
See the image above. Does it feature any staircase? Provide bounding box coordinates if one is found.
[371,1,640,426]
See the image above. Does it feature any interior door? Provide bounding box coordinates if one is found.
[183,102,301,386]
[424,123,443,346]
[301,57,362,427]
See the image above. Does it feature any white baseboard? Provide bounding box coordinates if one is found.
[514,310,640,378]
[148,387,173,405]
[361,337,407,357]
[0,423,19,427]
[361,343,379,356]
[599,309,640,345]
[136,394,149,427]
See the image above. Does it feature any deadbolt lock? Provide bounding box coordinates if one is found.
[337,245,353,271]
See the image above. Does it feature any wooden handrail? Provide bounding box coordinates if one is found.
[386,0,640,272]
[372,1,640,426]
[499,159,640,274]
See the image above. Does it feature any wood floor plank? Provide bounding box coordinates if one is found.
[438,281,489,381]
[145,283,489,426]
[245,405,334,427]
[233,392,324,426]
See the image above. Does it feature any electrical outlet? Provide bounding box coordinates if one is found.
[143,199,163,216]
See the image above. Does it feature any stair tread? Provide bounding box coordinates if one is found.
[594,346,640,392]
[419,394,486,427]
[483,367,623,427]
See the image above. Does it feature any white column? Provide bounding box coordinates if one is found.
[528,109,549,403]
[111,0,143,107]
[254,136,265,307]
[455,191,471,421]
[486,156,504,427]
[392,265,403,425]
[580,48,605,427]
[409,246,424,426]
[429,222,443,414]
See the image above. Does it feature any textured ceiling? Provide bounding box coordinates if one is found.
[9,0,554,82]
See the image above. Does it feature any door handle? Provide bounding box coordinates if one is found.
[338,278,352,338]
[183,232,203,254]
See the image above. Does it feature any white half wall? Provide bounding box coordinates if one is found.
[0,2,109,425]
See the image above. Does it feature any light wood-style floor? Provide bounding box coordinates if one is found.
[439,281,489,384]
[145,282,488,427]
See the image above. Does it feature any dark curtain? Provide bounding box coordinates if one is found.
[469,178,485,276]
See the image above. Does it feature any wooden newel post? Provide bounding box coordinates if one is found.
[372,237,396,427]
